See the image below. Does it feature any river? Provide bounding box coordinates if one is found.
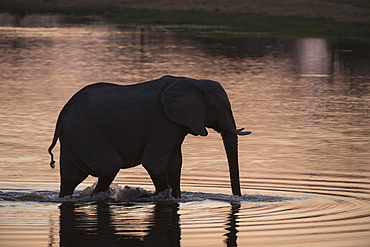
[0,14,369,246]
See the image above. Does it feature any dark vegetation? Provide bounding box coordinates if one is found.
[1,0,369,38]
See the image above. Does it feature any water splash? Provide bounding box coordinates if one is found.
[0,183,302,204]
[78,182,152,201]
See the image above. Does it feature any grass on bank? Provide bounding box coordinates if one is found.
[107,9,370,39]
[1,1,370,38]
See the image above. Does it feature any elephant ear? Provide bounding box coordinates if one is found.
[161,79,208,136]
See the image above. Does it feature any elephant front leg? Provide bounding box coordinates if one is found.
[148,171,172,198]
[168,146,182,198]
[142,149,173,198]
[142,125,186,199]
[143,145,183,199]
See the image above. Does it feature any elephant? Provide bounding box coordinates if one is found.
[48,75,251,198]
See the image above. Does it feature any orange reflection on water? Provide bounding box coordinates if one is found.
[0,15,370,246]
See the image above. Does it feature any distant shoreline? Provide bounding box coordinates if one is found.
[2,0,370,23]
[1,0,370,38]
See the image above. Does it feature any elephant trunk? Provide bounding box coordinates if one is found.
[221,130,241,196]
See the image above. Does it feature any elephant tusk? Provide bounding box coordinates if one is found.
[231,128,252,135]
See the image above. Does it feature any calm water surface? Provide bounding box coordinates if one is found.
[0,14,370,246]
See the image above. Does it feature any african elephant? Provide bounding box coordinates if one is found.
[48,75,251,198]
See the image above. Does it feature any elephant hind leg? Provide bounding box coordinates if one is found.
[59,139,89,197]
[59,156,88,198]
[90,151,122,195]
[92,174,117,195]
[59,175,87,198]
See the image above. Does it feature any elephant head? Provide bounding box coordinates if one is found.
[161,78,251,196]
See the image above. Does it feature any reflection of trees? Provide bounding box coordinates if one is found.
[192,36,281,59]
[331,40,370,78]
[190,34,370,80]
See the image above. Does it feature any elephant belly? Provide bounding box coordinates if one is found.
[112,139,145,169]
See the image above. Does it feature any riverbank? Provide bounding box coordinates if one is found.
[1,0,370,38]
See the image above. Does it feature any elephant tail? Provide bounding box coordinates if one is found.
[48,124,62,169]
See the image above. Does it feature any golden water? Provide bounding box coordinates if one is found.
[0,14,369,246]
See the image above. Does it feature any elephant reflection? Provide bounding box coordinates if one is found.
[59,202,180,247]
[58,201,240,246]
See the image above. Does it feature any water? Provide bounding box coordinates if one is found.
[0,14,369,246]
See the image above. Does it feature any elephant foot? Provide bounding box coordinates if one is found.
[59,190,73,198]
[172,189,181,199]
[156,188,174,199]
